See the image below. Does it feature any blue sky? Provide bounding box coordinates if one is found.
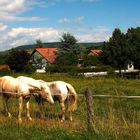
[0,0,140,51]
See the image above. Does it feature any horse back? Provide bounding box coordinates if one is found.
[1,76,18,93]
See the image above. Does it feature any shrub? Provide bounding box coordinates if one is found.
[23,64,36,74]
[46,65,113,75]
[0,69,12,76]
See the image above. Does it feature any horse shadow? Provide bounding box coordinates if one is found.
[34,111,62,120]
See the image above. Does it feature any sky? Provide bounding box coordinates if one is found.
[0,0,140,51]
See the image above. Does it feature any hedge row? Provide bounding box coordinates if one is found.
[45,65,114,74]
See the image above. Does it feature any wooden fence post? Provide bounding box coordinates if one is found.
[84,88,98,134]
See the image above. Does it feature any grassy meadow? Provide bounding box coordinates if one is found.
[0,73,140,140]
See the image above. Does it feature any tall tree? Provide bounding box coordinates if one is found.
[6,49,30,72]
[56,33,81,66]
[35,39,44,48]
[126,27,140,69]
[101,28,130,73]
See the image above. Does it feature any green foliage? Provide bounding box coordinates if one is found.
[101,27,140,72]
[82,55,100,67]
[0,69,12,76]
[126,27,140,68]
[6,49,30,72]
[46,65,79,75]
[46,65,113,75]
[23,64,36,74]
[56,53,78,66]
[35,39,44,48]
[56,33,81,66]
[0,54,8,64]
[101,28,130,73]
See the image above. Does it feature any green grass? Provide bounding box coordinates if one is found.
[0,73,140,139]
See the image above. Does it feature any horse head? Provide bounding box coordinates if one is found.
[39,82,54,104]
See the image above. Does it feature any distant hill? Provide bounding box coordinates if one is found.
[16,42,104,50]
[0,42,104,54]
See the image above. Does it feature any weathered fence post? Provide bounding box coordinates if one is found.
[84,88,98,134]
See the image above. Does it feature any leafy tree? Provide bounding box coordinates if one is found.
[83,55,99,67]
[6,49,30,72]
[0,54,8,64]
[35,39,44,48]
[126,27,140,69]
[101,28,130,73]
[56,33,81,66]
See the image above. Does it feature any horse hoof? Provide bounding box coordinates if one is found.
[18,119,22,124]
[8,113,12,118]
[61,119,64,122]
[70,118,73,121]
[28,117,32,121]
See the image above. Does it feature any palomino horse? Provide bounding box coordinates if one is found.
[17,76,54,105]
[0,76,54,123]
[35,81,77,122]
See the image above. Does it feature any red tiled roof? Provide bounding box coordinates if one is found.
[89,49,102,56]
[35,48,58,63]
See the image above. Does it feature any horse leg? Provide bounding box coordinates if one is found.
[26,99,32,121]
[3,96,12,118]
[18,96,23,123]
[69,111,73,121]
[60,102,66,122]
[38,101,44,118]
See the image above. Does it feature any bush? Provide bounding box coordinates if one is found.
[106,66,116,76]
[46,65,79,73]
[122,71,140,79]
[46,65,113,75]
[0,69,12,76]
[23,64,36,74]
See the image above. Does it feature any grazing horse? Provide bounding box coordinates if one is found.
[17,76,54,105]
[0,76,54,123]
[35,81,77,122]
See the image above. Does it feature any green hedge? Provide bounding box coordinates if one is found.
[46,65,113,75]
[0,69,12,76]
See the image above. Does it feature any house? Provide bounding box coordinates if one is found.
[30,48,58,69]
[88,49,102,56]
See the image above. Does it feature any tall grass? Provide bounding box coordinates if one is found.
[0,73,140,139]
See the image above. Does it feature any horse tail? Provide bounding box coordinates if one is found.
[66,83,77,112]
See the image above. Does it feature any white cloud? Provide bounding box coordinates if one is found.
[95,26,110,33]
[0,25,110,51]
[0,23,8,31]
[0,0,27,14]
[58,16,84,24]
[0,14,48,22]
[76,33,109,42]
[0,27,64,51]
[0,0,48,22]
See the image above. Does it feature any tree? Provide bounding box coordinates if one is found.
[56,33,81,66]
[6,49,31,72]
[126,27,140,69]
[83,55,99,67]
[35,39,44,48]
[0,54,8,64]
[101,28,130,74]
